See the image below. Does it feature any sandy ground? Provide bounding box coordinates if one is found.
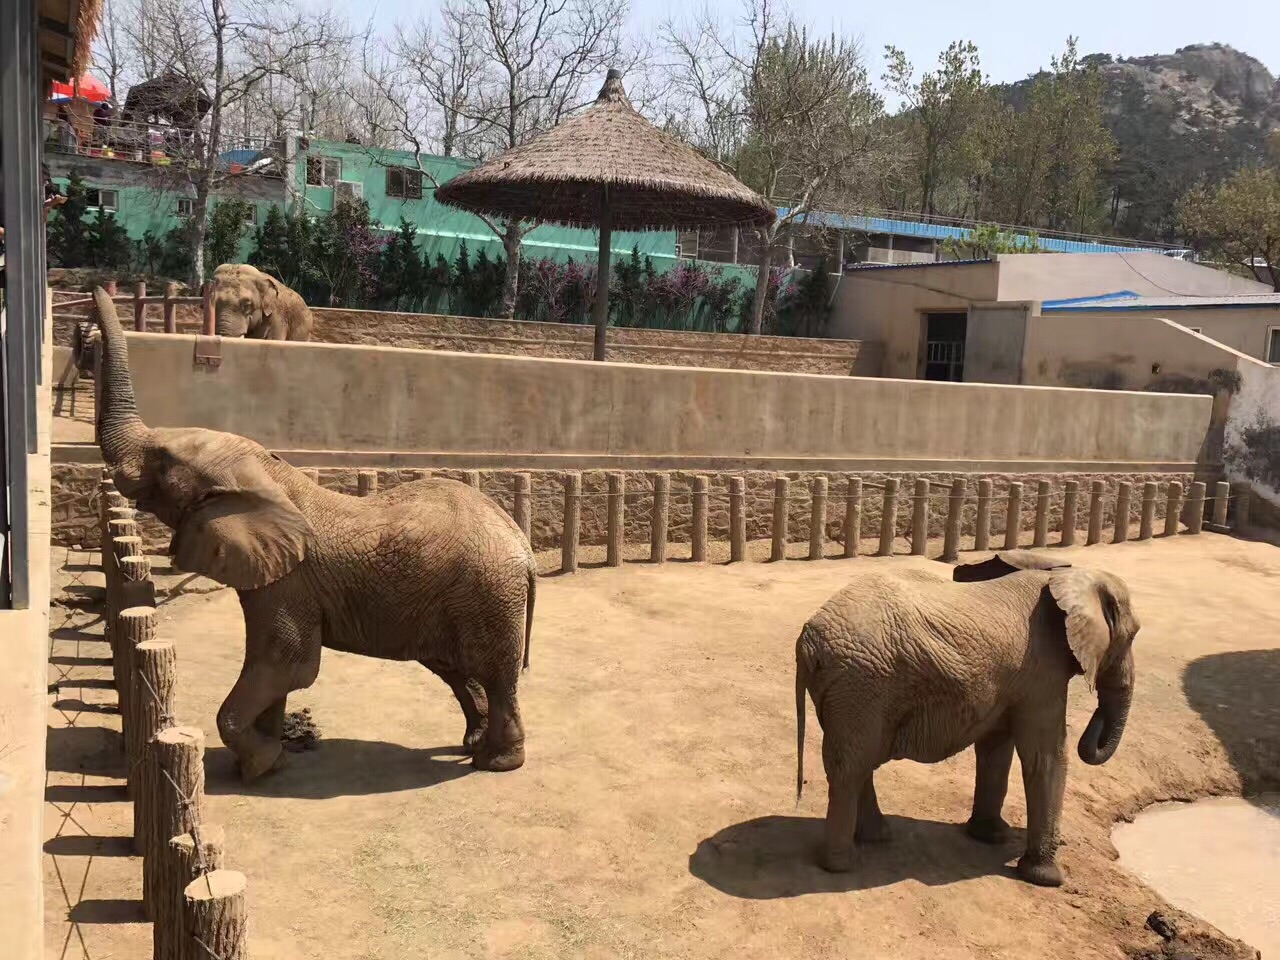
[44,533,1278,960]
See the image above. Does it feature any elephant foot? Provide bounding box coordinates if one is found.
[1016,855,1063,888]
[461,724,488,756]
[965,815,1011,845]
[237,739,286,783]
[472,743,525,772]
[819,845,855,873]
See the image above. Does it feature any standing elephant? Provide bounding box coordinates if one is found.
[92,288,533,780]
[212,263,313,341]
[794,550,1139,886]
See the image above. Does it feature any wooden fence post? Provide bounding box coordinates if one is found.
[1231,482,1251,529]
[163,282,178,333]
[412,468,432,482]
[878,478,899,557]
[134,280,147,331]
[692,476,709,563]
[104,279,118,296]
[200,281,215,336]
[1113,482,1132,543]
[809,477,828,560]
[910,478,929,556]
[729,477,746,563]
[1163,480,1183,537]
[770,476,789,562]
[132,637,175,858]
[463,469,480,489]
[157,826,225,960]
[942,477,965,562]
[1139,482,1158,540]
[357,470,377,497]
[1211,480,1230,528]
[145,727,206,917]
[118,605,155,798]
[514,474,532,544]
[1185,481,1207,535]
[1087,480,1105,545]
[1033,480,1051,548]
[843,476,862,559]
[607,473,625,567]
[562,472,581,574]
[1061,480,1079,547]
[974,479,992,552]
[1004,482,1023,550]
[181,870,248,960]
[650,473,670,563]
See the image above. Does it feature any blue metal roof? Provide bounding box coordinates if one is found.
[780,208,1163,255]
[1043,293,1280,312]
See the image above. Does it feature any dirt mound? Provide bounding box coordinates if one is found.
[282,707,321,752]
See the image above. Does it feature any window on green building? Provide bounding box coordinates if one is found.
[86,188,118,212]
[386,166,423,200]
[306,156,342,187]
[176,198,193,217]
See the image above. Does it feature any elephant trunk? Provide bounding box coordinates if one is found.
[93,287,152,479]
[1077,649,1133,765]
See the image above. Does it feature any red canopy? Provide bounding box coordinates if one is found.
[50,75,112,104]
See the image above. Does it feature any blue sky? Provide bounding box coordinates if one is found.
[364,0,1280,98]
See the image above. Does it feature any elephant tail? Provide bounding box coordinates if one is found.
[522,567,536,672]
[795,650,809,806]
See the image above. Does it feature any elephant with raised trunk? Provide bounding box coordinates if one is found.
[795,551,1139,886]
[91,288,534,780]
[212,263,313,341]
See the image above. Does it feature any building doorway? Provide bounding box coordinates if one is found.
[924,312,967,381]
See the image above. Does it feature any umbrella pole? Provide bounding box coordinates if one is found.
[592,186,613,362]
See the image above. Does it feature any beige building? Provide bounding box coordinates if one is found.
[831,253,1277,386]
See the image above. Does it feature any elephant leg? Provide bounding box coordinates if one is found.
[966,731,1015,844]
[472,679,525,772]
[854,773,891,843]
[253,696,288,743]
[217,663,295,783]
[421,661,489,755]
[1013,713,1068,887]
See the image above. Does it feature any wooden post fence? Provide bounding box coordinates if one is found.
[513,474,532,544]
[562,473,581,574]
[1113,482,1132,543]
[910,478,929,556]
[692,476,709,563]
[1164,481,1183,537]
[974,479,992,552]
[133,281,147,331]
[1061,480,1079,547]
[1139,482,1158,540]
[163,282,179,334]
[1004,482,1023,550]
[1033,480,1051,548]
[843,476,862,559]
[1186,481,1207,534]
[607,473,625,567]
[1087,480,1105,546]
[878,478,899,557]
[1211,480,1230,528]
[650,473,670,563]
[809,477,827,560]
[357,471,377,497]
[182,870,248,960]
[942,477,964,562]
[145,726,205,925]
[161,826,225,960]
[132,635,175,858]
[770,476,789,562]
[729,477,746,563]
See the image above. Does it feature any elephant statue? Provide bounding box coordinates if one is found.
[794,550,1139,887]
[91,288,534,780]
[212,263,313,341]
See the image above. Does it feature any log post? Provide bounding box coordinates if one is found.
[729,477,746,563]
[1033,480,1051,548]
[513,474,532,544]
[1139,481,1158,540]
[1113,482,1132,543]
[974,479,992,551]
[132,637,175,857]
[942,477,965,562]
[181,870,248,960]
[134,280,147,332]
[1163,480,1183,537]
[412,468,432,482]
[770,476,790,562]
[463,469,480,489]
[1231,481,1251,529]
[156,826,225,960]
[562,472,581,574]
[104,279,118,296]
[1211,480,1230,528]
[1003,482,1023,550]
[118,604,154,799]
[357,470,377,497]
[843,476,862,559]
[691,476,709,563]
[145,727,206,916]
[650,473,670,563]
[1087,480,1105,545]
[909,478,929,556]
[809,477,828,560]
[1061,480,1079,547]
[200,281,215,336]
[163,282,178,333]
[117,548,154,611]
[878,478,899,557]
[606,473,625,567]
[1185,481,1207,534]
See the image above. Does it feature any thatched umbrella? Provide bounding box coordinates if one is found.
[436,70,775,360]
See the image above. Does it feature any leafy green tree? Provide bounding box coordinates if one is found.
[1178,167,1280,290]
[204,198,255,274]
[303,197,384,306]
[942,224,1043,259]
[379,219,426,310]
[86,209,134,270]
[46,171,91,267]
[249,205,293,280]
[158,226,196,282]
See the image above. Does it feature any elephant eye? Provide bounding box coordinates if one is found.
[241,299,253,314]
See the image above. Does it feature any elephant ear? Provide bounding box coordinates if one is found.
[170,466,311,590]
[257,274,280,319]
[1048,569,1112,689]
[953,550,1070,582]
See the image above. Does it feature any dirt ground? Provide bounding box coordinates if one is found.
[44,533,1277,960]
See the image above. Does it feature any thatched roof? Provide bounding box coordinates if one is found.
[73,0,102,74]
[436,71,775,231]
[38,0,104,80]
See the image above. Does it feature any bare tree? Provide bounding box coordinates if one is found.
[93,0,128,100]
[120,0,349,285]
[664,0,895,334]
[388,0,635,318]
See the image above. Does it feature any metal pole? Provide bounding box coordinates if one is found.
[591,185,612,361]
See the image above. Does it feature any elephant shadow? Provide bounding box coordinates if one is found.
[689,814,1024,899]
[1183,648,1280,797]
[204,739,474,799]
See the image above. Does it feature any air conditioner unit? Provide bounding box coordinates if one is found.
[334,180,363,202]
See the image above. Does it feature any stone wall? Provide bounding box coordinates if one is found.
[54,462,1196,554]
[51,296,875,376]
